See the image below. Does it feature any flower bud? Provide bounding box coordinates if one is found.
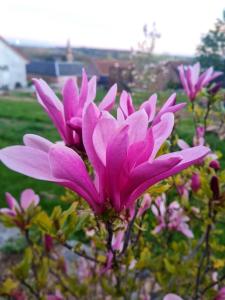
[208,82,222,96]
[191,173,201,192]
[44,234,53,253]
[209,160,220,171]
[210,176,220,200]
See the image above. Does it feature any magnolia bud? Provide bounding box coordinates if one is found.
[209,160,220,171]
[210,176,220,200]
[44,234,53,252]
[191,173,201,192]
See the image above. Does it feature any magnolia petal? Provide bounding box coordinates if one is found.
[49,144,101,210]
[33,79,67,142]
[0,208,16,217]
[93,116,117,165]
[87,76,97,103]
[79,69,88,108]
[150,113,174,161]
[129,146,209,204]
[124,156,181,205]
[20,189,40,211]
[0,146,55,181]
[5,192,20,211]
[99,84,117,111]
[82,103,103,171]
[140,94,157,122]
[178,65,190,97]
[68,117,82,130]
[119,91,135,117]
[23,134,53,152]
[125,109,148,145]
[106,126,129,212]
[177,139,190,150]
[63,78,79,121]
[191,62,200,86]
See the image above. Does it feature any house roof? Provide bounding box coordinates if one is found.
[26,60,92,77]
[0,36,28,62]
[91,59,134,76]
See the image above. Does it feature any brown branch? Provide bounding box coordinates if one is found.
[21,280,39,299]
[63,242,101,264]
[200,273,225,296]
[120,202,140,256]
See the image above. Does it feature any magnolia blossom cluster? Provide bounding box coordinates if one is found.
[151,194,193,238]
[0,69,210,215]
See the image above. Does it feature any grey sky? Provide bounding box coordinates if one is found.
[1,0,224,55]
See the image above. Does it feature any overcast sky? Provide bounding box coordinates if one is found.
[1,0,224,55]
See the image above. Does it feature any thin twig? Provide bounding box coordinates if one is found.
[193,198,214,299]
[191,101,198,132]
[21,280,39,299]
[201,273,225,295]
[204,98,212,132]
[63,242,101,264]
[120,203,140,256]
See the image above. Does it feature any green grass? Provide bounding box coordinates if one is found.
[0,89,224,210]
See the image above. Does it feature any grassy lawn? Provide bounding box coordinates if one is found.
[0,89,224,210]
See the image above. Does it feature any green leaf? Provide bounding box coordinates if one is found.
[164,258,176,274]
[14,247,33,280]
[0,278,18,295]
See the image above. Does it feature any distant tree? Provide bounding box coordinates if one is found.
[131,23,161,90]
[197,10,225,71]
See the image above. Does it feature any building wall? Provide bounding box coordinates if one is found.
[0,40,27,89]
[27,74,80,89]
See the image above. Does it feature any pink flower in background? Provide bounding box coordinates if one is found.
[104,230,125,272]
[178,126,205,151]
[177,183,190,200]
[137,194,152,218]
[33,69,117,150]
[152,195,193,238]
[164,294,183,300]
[191,173,201,192]
[0,189,39,217]
[0,96,209,214]
[117,91,186,124]
[193,126,205,146]
[47,291,64,300]
[215,287,225,300]
[178,62,222,101]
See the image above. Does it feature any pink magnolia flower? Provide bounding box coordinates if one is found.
[178,126,218,166]
[164,294,183,300]
[47,291,64,300]
[177,183,190,200]
[178,62,222,101]
[152,195,193,238]
[191,172,201,192]
[178,126,205,151]
[117,91,186,124]
[193,126,205,146]
[33,69,117,150]
[215,287,225,300]
[0,103,209,214]
[0,189,39,217]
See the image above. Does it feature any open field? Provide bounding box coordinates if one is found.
[0,90,224,211]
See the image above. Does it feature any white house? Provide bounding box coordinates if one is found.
[0,36,28,90]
